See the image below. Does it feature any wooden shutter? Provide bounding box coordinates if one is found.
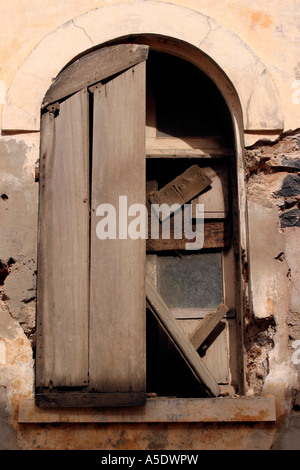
[36,44,148,407]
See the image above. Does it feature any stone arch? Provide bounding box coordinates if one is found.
[2,0,283,133]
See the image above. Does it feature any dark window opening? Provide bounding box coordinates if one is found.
[145,51,238,398]
[146,51,234,144]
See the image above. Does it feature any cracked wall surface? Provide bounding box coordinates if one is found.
[245,130,300,422]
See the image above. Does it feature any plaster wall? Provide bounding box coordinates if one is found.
[0,0,299,450]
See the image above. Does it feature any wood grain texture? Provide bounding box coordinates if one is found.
[89,63,146,395]
[36,89,90,388]
[43,44,149,106]
[189,304,229,350]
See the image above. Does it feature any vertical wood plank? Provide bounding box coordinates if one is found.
[89,63,146,395]
[202,323,230,384]
[36,89,89,388]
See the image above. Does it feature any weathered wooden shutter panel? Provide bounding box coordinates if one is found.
[36,45,148,407]
[36,89,90,390]
[89,62,146,403]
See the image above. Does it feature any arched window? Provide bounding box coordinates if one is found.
[35,43,242,407]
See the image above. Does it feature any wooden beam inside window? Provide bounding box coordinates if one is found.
[145,277,220,397]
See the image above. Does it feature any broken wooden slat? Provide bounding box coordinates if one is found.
[191,166,229,219]
[146,277,220,397]
[43,44,149,106]
[149,165,212,221]
[188,304,229,350]
[89,62,146,400]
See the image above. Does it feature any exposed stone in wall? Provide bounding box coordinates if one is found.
[0,296,34,450]
[244,316,276,394]
[245,129,300,174]
[0,136,38,342]
[245,129,300,209]
[245,130,300,398]
[0,135,37,449]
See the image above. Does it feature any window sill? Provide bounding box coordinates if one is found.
[18,396,276,423]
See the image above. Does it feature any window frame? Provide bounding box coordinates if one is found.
[34,41,248,411]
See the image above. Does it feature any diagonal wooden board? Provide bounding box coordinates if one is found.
[145,277,220,397]
[189,304,229,350]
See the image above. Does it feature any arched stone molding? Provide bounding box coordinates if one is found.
[2,0,283,133]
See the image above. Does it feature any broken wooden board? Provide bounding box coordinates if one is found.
[145,277,220,397]
[43,44,149,107]
[149,165,212,221]
[188,304,229,350]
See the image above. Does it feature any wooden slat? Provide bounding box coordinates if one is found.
[89,63,146,397]
[149,165,212,221]
[202,324,230,384]
[146,149,234,158]
[146,219,230,251]
[170,307,235,319]
[36,89,89,388]
[146,278,220,397]
[43,44,149,106]
[189,304,229,350]
[19,397,277,423]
